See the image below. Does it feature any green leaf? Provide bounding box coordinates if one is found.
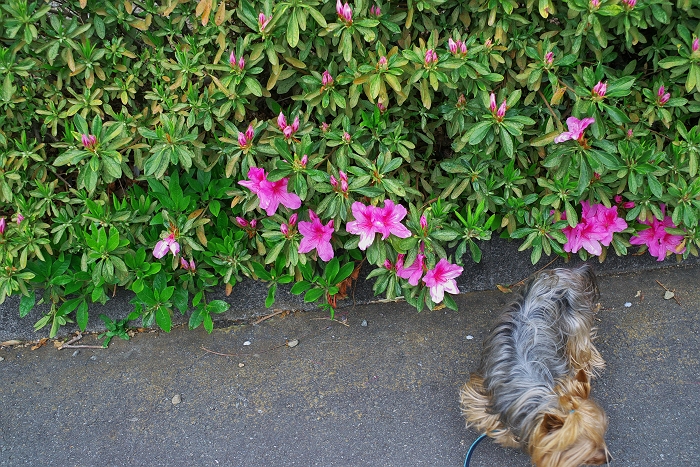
[290,281,312,294]
[19,294,36,318]
[156,307,172,332]
[304,288,324,303]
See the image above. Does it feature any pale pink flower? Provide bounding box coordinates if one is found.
[630,208,685,261]
[422,259,463,304]
[154,233,180,259]
[0,217,5,234]
[396,253,425,286]
[554,117,595,143]
[298,211,334,261]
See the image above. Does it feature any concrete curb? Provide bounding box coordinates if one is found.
[2,236,697,342]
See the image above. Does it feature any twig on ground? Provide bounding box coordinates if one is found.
[59,333,104,350]
[655,280,682,306]
[254,309,286,325]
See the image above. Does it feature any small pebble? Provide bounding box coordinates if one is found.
[624,302,632,308]
[0,357,4,362]
[466,335,474,340]
[72,350,80,357]
[243,341,251,346]
[361,320,368,327]
[90,355,97,360]
[287,339,299,348]
[238,363,245,368]
[172,394,181,405]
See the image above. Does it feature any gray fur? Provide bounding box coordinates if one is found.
[476,265,599,442]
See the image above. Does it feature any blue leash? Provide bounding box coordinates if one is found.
[463,433,488,467]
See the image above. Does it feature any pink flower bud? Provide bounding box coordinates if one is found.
[456,94,467,109]
[489,93,497,113]
[236,217,248,227]
[384,259,393,270]
[277,112,287,130]
[336,0,352,23]
[659,90,670,105]
[484,38,492,48]
[592,81,607,98]
[339,170,348,183]
[320,122,330,133]
[378,56,388,68]
[16,213,24,224]
[289,213,298,226]
[330,175,338,188]
[0,218,5,234]
[180,257,190,270]
[545,52,554,66]
[82,134,97,150]
[189,259,196,271]
[424,49,438,66]
[657,85,665,98]
[321,70,333,87]
[238,132,247,148]
[238,56,245,70]
[300,155,308,168]
[245,124,255,141]
[229,51,236,66]
[622,0,636,8]
[448,38,458,54]
[420,215,427,230]
[377,101,387,113]
[343,132,351,143]
[370,5,381,17]
[280,223,289,235]
[258,12,270,32]
[693,37,700,53]
[249,219,258,229]
[459,41,467,55]
[497,99,507,118]
[590,0,600,7]
[291,116,300,132]
[283,126,294,139]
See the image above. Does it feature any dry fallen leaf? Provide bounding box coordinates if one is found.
[496,284,512,293]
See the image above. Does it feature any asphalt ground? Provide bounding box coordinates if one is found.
[1,263,699,466]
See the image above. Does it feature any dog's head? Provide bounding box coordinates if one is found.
[529,371,609,467]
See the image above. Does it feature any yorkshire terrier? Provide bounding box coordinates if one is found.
[460,265,609,467]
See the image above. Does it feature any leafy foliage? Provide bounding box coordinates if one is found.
[1,0,699,337]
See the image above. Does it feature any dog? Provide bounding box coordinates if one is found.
[460,265,609,467]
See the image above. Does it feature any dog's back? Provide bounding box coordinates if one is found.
[478,265,599,438]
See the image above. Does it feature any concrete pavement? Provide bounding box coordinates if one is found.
[1,263,699,466]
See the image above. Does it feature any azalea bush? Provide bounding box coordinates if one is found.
[1,0,700,337]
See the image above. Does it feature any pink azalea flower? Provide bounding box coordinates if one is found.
[298,211,334,261]
[396,253,425,286]
[239,167,301,216]
[422,259,463,304]
[373,200,412,240]
[258,178,302,216]
[563,201,627,255]
[346,202,377,250]
[630,210,685,261]
[554,117,595,143]
[154,233,180,259]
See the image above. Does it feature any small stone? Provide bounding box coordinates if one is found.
[287,339,299,348]
[172,394,181,405]
[624,302,632,308]
[90,355,97,360]
[466,335,474,340]
[243,341,251,346]
[361,320,368,327]
[238,363,245,368]
[0,357,4,362]
[664,291,675,300]
[72,350,80,357]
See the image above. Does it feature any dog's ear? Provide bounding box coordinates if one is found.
[542,413,565,433]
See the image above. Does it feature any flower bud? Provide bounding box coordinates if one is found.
[299,155,308,168]
[277,112,287,131]
[236,217,248,227]
[280,223,289,235]
[497,99,507,118]
[378,56,388,68]
[384,259,393,270]
[238,132,247,148]
[180,257,190,270]
[245,124,255,141]
[289,213,298,226]
[489,93,497,113]
[291,116,300,132]
[322,70,333,87]
[0,218,5,234]
[249,219,258,229]
[420,215,427,230]
[693,37,700,53]
[544,52,554,66]
[592,81,607,98]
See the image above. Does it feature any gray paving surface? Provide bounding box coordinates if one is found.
[1,264,699,466]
